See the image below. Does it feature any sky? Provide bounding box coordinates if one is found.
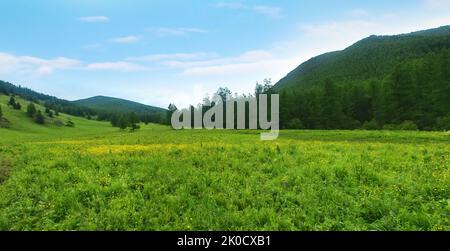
[0,0,449,108]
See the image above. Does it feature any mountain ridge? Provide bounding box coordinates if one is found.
[274,25,450,90]
[0,80,168,124]
[74,95,167,123]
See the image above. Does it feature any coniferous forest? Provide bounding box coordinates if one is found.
[276,26,450,131]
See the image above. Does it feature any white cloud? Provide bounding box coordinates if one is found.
[127,52,217,62]
[151,50,297,83]
[253,6,283,19]
[423,0,450,9]
[77,16,109,22]
[148,27,208,37]
[0,52,81,76]
[163,50,274,69]
[87,61,148,72]
[109,36,140,44]
[298,14,450,54]
[348,9,369,18]
[181,57,297,77]
[211,2,245,9]
[212,2,283,18]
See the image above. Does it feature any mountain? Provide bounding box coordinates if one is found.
[74,96,167,122]
[0,81,168,125]
[274,25,450,130]
[275,25,450,90]
[0,80,96,117]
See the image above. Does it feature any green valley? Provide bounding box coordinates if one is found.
[0,94,449,230]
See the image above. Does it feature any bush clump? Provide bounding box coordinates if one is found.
[361,120,379,130]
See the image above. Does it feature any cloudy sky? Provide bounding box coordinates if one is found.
[0,0,449,108]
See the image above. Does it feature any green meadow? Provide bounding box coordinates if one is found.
[0,95,449,230]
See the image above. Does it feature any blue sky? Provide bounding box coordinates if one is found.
[0,0,449,108]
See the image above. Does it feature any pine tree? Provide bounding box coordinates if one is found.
[34,110,45,124]
[118,116,128,130]
[14,102,21,110]
[27,103,37,117]
[128,112,140,131]
[8,96,16,107]
[0,105,3,118]
[111,115,119,127]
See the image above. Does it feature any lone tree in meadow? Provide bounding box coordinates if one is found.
[0,105,3,118]
[27,103,37,117]
[34,110,45,125]
[118,115,128,130]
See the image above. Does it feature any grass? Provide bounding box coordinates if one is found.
[0,95,449,230]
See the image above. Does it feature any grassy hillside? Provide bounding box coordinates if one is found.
[0,95,118,142]
[0,81,168,125]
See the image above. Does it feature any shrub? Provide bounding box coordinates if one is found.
[344,119,362,130]
[0,117,10,128]
[398,121,418,131]
[130,123,140,131]
[435,116,450,131]
[35,110,45,124]
[382,124,397,130]
[66,120,75,128]
[0,157,12,183]
[361,120,379,130]
[13,102,21,110]
[54,120,64,127]
[27,103,37,117]
[286,118,304,129]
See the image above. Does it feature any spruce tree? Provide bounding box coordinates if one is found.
[118,116,128,130]
[14,102,21,110]
[8,96,16,107]
[27,103,37,117]
[34,110,45,124]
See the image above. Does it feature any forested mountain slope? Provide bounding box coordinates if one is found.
[275,25,450,130]
[74,96,167,123]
